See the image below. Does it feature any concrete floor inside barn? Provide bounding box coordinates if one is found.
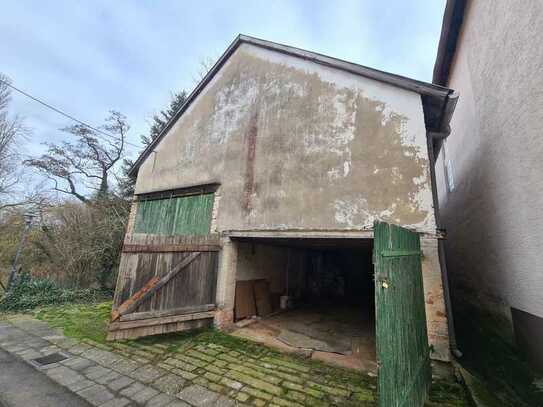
[232,304,377,374]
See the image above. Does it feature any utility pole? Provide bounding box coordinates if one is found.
[7,213,35,290]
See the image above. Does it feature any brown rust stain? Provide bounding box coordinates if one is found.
[243,111,259,214]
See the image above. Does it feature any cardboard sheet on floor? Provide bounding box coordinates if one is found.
[254,279,272,316]
[235,280,256,320]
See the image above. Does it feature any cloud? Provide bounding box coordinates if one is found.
[1,0,445,164]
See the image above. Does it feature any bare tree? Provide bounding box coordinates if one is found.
[25,111,129,203]
[192,56,216,85]
[0,74,32,211]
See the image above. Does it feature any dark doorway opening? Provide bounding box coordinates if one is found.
[231,237,376,372]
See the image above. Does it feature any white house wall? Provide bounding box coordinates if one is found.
[435,1,543,366]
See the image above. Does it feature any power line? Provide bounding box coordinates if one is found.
[0,77,141,149]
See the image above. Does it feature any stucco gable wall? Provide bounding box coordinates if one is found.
[136,43,436,233]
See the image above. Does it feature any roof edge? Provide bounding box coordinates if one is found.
[130,34,454,176]
[433,0,468,86]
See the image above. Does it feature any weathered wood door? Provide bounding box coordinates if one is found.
[108,187,220,340]
[373,221,431,407]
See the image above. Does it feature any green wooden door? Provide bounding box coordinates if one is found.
[374,221,431,407]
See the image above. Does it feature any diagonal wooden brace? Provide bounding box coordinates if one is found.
[111,252,201,322]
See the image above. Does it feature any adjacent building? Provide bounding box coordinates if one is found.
[433,0,543,368]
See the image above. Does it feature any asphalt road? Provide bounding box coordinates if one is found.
[0,348,91,407]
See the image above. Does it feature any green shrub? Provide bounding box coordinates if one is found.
[0,273,110,312]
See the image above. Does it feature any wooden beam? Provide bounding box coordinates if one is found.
[109,310,215,331]
[107,318,212,341]
[111,275,160,321]
[120,304,216,322]
[122,243,221,253]
[112,252,202,321]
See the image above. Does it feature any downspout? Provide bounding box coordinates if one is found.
[427,91,463,358]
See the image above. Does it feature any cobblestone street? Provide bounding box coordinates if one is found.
[0,315,377,406]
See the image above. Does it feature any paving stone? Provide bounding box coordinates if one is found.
[171,368,198,381]
[100,397,132,407]
[77,383,115,406]
[244,387,273,401]
[62,356,96,371]
[131,386,160,404]
[194,345,221,357]
[252,399,266,407]
[67,343,93,355]
[185,350,216,363]
[148,346,167,355]
[39,345,62,355]
[108,375,135,391]
[207,382,226,394]
[95,370,121,385]
[205,363,227,375]
[128,365,165,383]
[307,381,351,397]
[203,372,221,383]
[213,359,228,368]
[111,357,141,375]
[120,382,148,397]
[236,392,251,402]
[85,348,122,366]
[152,373,185,395]
[177,384,221,406]
[146,393,176,407]
[66,378,96,392]
[215,395,236,407]
[46,365,83,386]
[227,371,283,396]
[16,348,42,360]
[270,397,304,407]
[216,353,238,364]
[164,357,197,371]
[83,364,112,380]
[174,354,208,368]
[285,391,306,403]
[220,377,243,390]
[164,401,191,407]
[261,357,311,373]
[229,363,282,385]
[283,381,324,398]
[193,376,210,388]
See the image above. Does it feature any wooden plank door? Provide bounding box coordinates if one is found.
[108,187,220,340]
[373,221,431,407]
[108,233,220,340]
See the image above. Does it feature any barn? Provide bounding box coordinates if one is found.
[109,35,458,404]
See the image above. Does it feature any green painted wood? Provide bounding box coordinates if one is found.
[374,221,431,407]
[134,193,214,236]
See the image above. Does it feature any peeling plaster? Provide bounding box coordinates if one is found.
[136,43,436,233]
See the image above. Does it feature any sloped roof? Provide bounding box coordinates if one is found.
[129,34,456,176]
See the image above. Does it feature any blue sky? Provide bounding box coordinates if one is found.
[1,0,446,162]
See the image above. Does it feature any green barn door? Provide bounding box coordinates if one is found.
[374,221,431,407]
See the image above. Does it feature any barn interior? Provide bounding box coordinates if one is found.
[231,238,377,372]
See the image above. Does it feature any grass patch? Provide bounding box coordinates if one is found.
[427,380,469,406]
[35,301,112,344]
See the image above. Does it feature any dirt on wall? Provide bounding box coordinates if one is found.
[136,44,434,232]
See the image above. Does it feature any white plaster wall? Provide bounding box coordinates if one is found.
[135,43,437,233]
[436,1,543,318]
